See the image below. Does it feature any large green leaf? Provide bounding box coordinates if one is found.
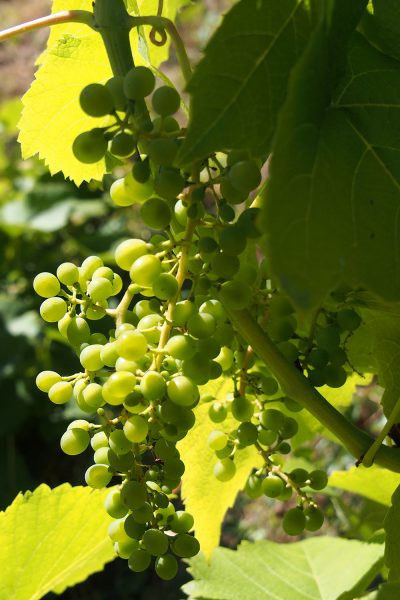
[183,537,384,600]
[0,484,115,599]
[383,484,400,581]
[329,465,399,506]
[177,379,262,559]
[366,583,400,599]
[177,0,312,165]
[261,1,400,310]
[18,0,184,185]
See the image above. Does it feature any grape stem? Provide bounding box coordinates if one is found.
[225,307,400,472]
[361,391,400,467]
[116,284,140,328]
[0,11,95,43]
[128,16,193,83]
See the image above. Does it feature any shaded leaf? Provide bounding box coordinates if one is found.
[329,465,399,506]
[183,537,384,600]
[178,0,311,165]
[365,582,400,599]
[383,484,400,580]
[177,379,262,559]
[0,484,115,599]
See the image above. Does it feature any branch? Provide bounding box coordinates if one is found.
[224,307,400,473]
[0,11,95,43]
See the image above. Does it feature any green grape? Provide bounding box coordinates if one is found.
[36,370,62,393]
[309,469,328,490]
[262,475,284,498]
[219,201,236,222]
[165,335,196,361]
[167,376,199,407]
[64,316,90,346]
[289,468,309,485]
[172,300,195,326]
[87,277,114,302]
[304,506,325,531]
[181,354,211,385]
[109,429,132,455]
[174,199,188,226]
[237,207,261,238]
[108,518,130,543]
[48,381,73,405]
[207,430,228,451]
[104,489,129,519]
[228,159,261,193]
[268,295,295,317]
[73,129,107,164]
[115,538,140,559]
[141,197,172,229]
[257,428,277,446]
[279,417,298,439]
[277,341,299,363]
[282,507,306,536]
[231,396,254,422]
[110,132,136,158]
[236,421,258,445]
[91,430,109,451]
[120,480,147,510]
[104,371,136,399]
[80,344,104,371]
[219,280,251,310]
[147,137,178,166]
[227,149,250,165]
[116,330,148,361]
[197,338,221,360]
[56,262,79,286]
[79,83,114,117]
[140,371,166,401]
[108,449,135,471]
[261,376,279,396]
[132,158,151,183]
[208,404,227,424]
[328,347,347,367]
[170,533,200,559]
[218,226,247,255]
[130,254,162,287]
[67,419,90,431]
[337,309,361,331]
[283,397,303,413]
[213,458,236,481]
[124,66,155,99]
[267,318,296,342]
[155,554,178,580]
[198,236,219,258]
[100,342,119,368]
[33,272,60,298]
[210,252,240,279]
[142,529,169,556]
[105,76,126,111]
[153,115,180,133]
[85,464,112,488]
[90,333,108,345]
[214,346,234,371]
[169,511,194,534]
[259,409,285,431]
[114,239,148,271]
[200,299,225,320]
[80,256,103,282]
[134,299,159,319]
[132,502,153,524]
[245,473,263,498]
[307,368,327,387]
[115,323,135,338]
[152,86,181,116]
[60,428,90,455]
[137,313,164,343]
[94,447,110,465]
[308,348,329,368]
[278,485,293,501]
[40,297,67,322]
[278,442,291,455]
[110,178,134,207]
[220,176,248,204]
[324,365,347,388]
[315,325,341,351]
[154,167,185,199]
[125,171,154,203]
[187,313,216,339]
[152,273,179,300]
[128,549,152,572]
[123,415,148,443]
[124,514,147,540]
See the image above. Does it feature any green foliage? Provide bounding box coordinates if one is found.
[184,538,384,600]
[0,484,115,599]
[329,465,399,506]
[383,484,400,581]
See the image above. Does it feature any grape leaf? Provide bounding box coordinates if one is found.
[177,379,262,559]
[18,0,184,185]
[361,1,400,61]
[183,537,384,600]
[0,484,115,599]
[366,583,400,599]
[177,0,312,166]
[261,0,400,310]
[383,484,400,581]
[329,465,399,506]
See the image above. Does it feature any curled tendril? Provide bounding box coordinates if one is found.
[150,0,167,47]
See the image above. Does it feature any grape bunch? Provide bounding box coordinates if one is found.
[34,62,364,577]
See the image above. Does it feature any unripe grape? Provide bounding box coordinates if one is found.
[309,469,328,490]
[94,447,110,465]
[304,506,324,531]
[208,402,227,423]
[154,167,185,199]
[236,421,258,445]
[280,417,299,439]
[282,507,306,536]
[245,473,263,498]
[218,226,247,255]
[132,158,151,183]
[258,428,277,446]
[87,277,114,302]
[115,538,140,559]
[155,554,178,580]
[48,381,73,405]
[80,344,104,371]
[60,428,90,455]
[142,529,169,556]
[105,76,126,111]
[208,430,228,451]
[213,458,236,481]
[114,239,148,271]
[85,464,112,488]
[40,297,67,322]
[36,370,61,393]
[289,468,309,485]
[152,273,179,300]
[308,348,329,368]
[124,514,146,540]
[120,480,147,510]
[124,66,155,100]
[169,511,194,534]
[56,262,79,286]
[219,280,251,310]
[171,533,200,558]
[220,176,248,204]
[73,129,107,163]
[116,330,148,361]
[110,132,136,158]
[141,197,172,229]
[33,272,60,298]
[165,335,196,360]
[103,371,136,398]
[128,549,151,572]
[261,376,279,396]
[104,489,129,519]
[140,371,166,400]
[187,313,216,339]
[231,396,254,422]
[80,256,103,281]
[91,430,109,451]
[124,415,149,442]
[324,365,347,388]
[316,325,341,351]
[109,429,132,455]
[130,254,162,287]
[172,300,195,326]
[152,86,180,116]
[337,309,361,331]
[132,502,153,524]
[259,409,284,431]
[262,475,284,498]
[110,177,134,207]
[167,376,199,407]
[79,83,114,117]
[147,137,178,166]
[228,159,261,193]
[82,383,104,409]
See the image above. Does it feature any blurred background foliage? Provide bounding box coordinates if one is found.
[0,0,388,598]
